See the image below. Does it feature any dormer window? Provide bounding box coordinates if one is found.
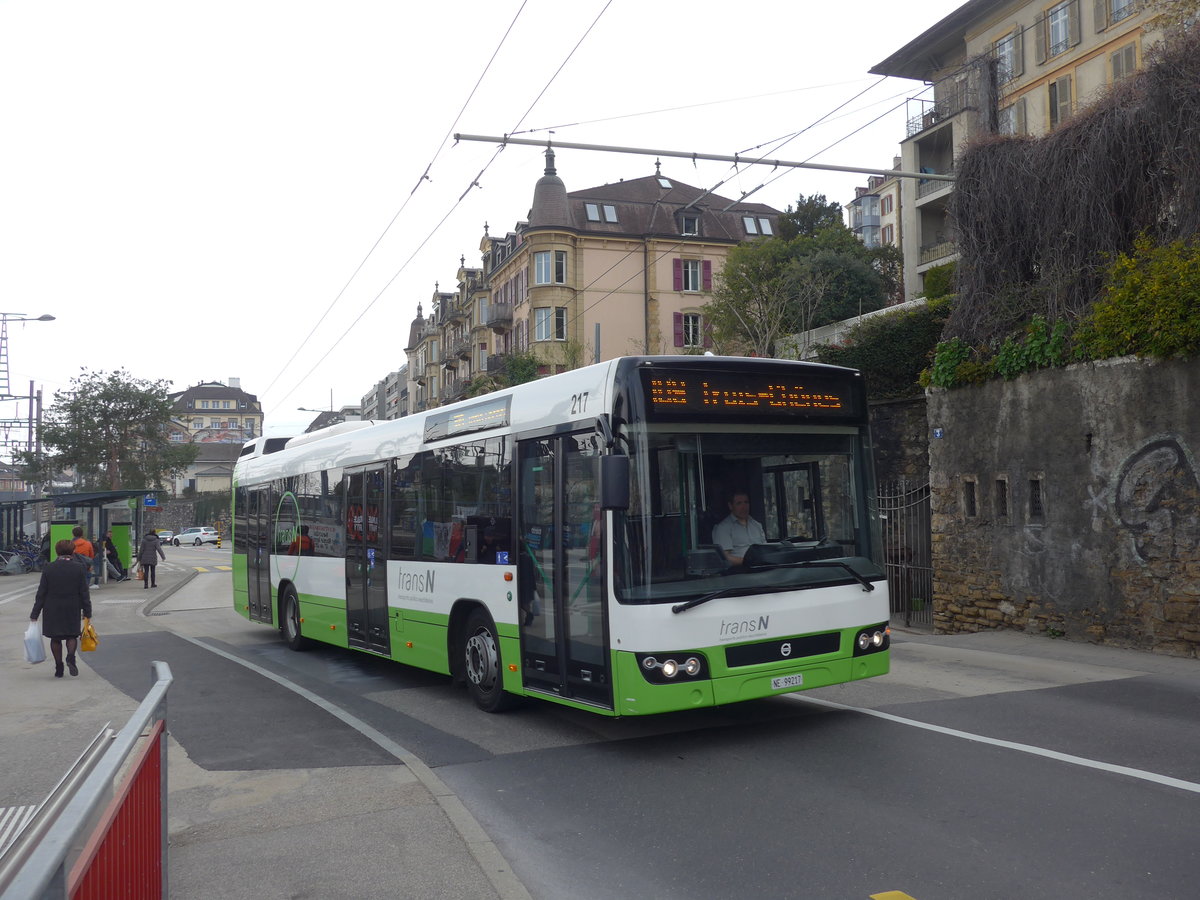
[584,203,618,223]
[743,216,774,236]
[681,214,700,236]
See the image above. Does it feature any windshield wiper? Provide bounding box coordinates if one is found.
[671,585,755,615]
[748,559,877,592]
[671,560,878,615]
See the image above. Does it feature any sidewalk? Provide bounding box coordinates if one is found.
[1,566,530,900]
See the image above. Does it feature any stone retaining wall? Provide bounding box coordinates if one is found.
[927,356,1200,657]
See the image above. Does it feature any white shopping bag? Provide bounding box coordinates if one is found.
[24,621,45,664]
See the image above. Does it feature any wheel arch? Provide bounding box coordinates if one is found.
[447,598,488,682]
[276,577,298,630]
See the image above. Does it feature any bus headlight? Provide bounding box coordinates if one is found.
[635,651,709,684]
[852,625,890,657]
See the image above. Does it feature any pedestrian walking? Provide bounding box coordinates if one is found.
[137,529,166,589]
[29,539,93,678]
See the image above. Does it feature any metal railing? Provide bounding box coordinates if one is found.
[0,661,172,899]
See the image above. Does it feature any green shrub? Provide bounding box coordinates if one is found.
[1075,237,1200,360]
[993,315,1069,379]
[814,299,950,399]
[921,262,957,300]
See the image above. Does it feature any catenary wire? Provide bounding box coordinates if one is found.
[261,1,531,401]
[270,0,614,411]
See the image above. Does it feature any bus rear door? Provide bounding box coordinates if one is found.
[344,466,391,654]
[246,487,273,624]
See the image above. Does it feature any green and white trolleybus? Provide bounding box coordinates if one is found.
[232,355,890,715]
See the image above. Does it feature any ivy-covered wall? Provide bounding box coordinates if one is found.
[928,356,1200,657]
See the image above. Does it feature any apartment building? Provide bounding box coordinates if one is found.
[847,159,903,250]
[404,149,782,410]
[169,378,264,443]
[872,0,1165,297]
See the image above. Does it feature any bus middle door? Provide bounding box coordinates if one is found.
[344,466,391,654]
[517,433,610,708]
[246,487,273,624]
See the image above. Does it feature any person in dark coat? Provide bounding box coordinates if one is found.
[137,530,166,589]
[30,539,93,678]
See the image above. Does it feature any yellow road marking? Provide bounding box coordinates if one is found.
[871,892,919,900]
[191,566,233,572]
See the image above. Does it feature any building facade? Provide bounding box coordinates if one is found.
[170,378,264,444]
[872,0,1166,297]
[846,158,903,251]
[404,151,782,409]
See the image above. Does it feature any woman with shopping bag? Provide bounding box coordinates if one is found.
[29,539,93,678]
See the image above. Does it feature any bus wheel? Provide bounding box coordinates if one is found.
[463,608,514,713]
[282,586,311,651]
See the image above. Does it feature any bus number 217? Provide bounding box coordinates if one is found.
[571,391,589,415]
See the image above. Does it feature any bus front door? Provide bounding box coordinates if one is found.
[246,488,273,624]
[517,434,610,708]
[344,466,391,654]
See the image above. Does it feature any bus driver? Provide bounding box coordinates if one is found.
[712,490,765,566]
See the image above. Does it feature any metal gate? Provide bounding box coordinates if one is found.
[876,480,933,628]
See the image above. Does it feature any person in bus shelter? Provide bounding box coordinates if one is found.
[712,490,765,566]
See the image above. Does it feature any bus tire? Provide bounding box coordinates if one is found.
[463,608,514,713]
[281,585,311,651]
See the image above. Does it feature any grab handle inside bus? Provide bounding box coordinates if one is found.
[600,454,630,510]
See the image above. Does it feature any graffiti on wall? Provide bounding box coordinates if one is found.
[1114,438,1200,564]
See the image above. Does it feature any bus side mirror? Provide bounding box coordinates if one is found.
[600,455,630,510]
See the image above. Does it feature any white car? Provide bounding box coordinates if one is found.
[174,527,219,546]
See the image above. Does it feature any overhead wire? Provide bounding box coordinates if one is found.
[270,0,614,410]
[262,0,531,402]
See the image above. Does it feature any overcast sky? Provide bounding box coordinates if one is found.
[0,0,962,437]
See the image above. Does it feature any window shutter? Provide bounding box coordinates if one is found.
[1012,26,1025,77]
[702,260,713,291]
[673,312,684,347]
[702,320,713,348]
[1015,96,1027,134]
[1034,13,1046,63]
[1094,0,1107,31]
[1057,75,1072,124]
[1069,0,1082,46]
[673,258,683,291]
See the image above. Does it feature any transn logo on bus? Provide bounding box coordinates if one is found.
[396,567,436,593]
[720,615,769,637]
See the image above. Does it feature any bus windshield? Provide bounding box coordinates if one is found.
[613,428,883,604]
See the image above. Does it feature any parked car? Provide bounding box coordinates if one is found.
[174,527,219,546]
[156,530,175,544]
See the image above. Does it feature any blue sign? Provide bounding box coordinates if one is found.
[144,496,158,507]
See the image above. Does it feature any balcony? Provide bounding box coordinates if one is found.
[446,303,467,323]
[919,240,958,265]
[917,172,954,200]
[488,303,513,333]
[451,336,472,359]
[486,354,508,377]
[906,84,973,138]
[440,377,467,403]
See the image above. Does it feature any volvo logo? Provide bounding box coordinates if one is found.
[780,642,792,658]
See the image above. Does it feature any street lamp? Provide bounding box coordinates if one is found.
[0,313,55,399]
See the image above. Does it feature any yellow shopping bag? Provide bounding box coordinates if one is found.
[80,617,98,652]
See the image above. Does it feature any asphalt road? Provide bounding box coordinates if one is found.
[6,556,1198,900]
